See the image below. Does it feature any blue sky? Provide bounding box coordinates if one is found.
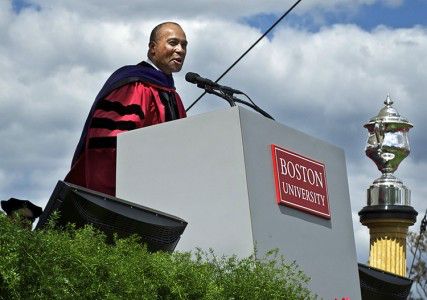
[11,0,39,13]
[346,1,427,29]
[245,1,427,33]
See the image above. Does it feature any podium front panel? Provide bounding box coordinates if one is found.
[117,108,255,257]
[117,107,361,299]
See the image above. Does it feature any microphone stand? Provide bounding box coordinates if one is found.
[200,84,274,120]
[198,84,236,107]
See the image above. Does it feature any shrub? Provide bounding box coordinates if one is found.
[0,213,314,299]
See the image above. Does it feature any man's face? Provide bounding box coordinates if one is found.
[149,24,187,74]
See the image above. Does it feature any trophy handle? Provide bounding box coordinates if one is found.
[374,121,384,147]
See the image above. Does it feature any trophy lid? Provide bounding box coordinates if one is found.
[364,95,413,131]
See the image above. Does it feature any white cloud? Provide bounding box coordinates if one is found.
[353,211,370,263]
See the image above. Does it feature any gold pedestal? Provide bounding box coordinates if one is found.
[363,219,412,276]
[359,205,417,277]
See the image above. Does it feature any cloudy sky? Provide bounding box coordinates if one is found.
[1,0,426,263]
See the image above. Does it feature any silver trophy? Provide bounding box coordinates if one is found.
[363,95,412,206]
[359,95,417,278]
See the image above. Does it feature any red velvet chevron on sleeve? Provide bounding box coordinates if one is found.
[65,82,186,196]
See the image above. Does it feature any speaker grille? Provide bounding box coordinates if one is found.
[36,181,187,252]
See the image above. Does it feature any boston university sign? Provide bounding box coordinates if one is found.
[271,144,331,219]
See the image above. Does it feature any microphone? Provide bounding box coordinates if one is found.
[185,72,274,119]
[185,72,219,88]
[185,72,243,94]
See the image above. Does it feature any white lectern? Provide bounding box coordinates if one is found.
[116,107,361,299]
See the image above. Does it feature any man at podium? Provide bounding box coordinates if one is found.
[65,22,188,196]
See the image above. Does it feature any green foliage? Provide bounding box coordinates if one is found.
[0,213,314,299]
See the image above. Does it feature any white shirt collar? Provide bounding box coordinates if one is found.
[146,57,160,71]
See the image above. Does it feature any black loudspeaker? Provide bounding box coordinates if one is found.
[358,263,412,300]
[36,181,187,252]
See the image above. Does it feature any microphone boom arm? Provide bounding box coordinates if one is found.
[201,85,236,107]
[202,85,274,120]
[233,97,274,120]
